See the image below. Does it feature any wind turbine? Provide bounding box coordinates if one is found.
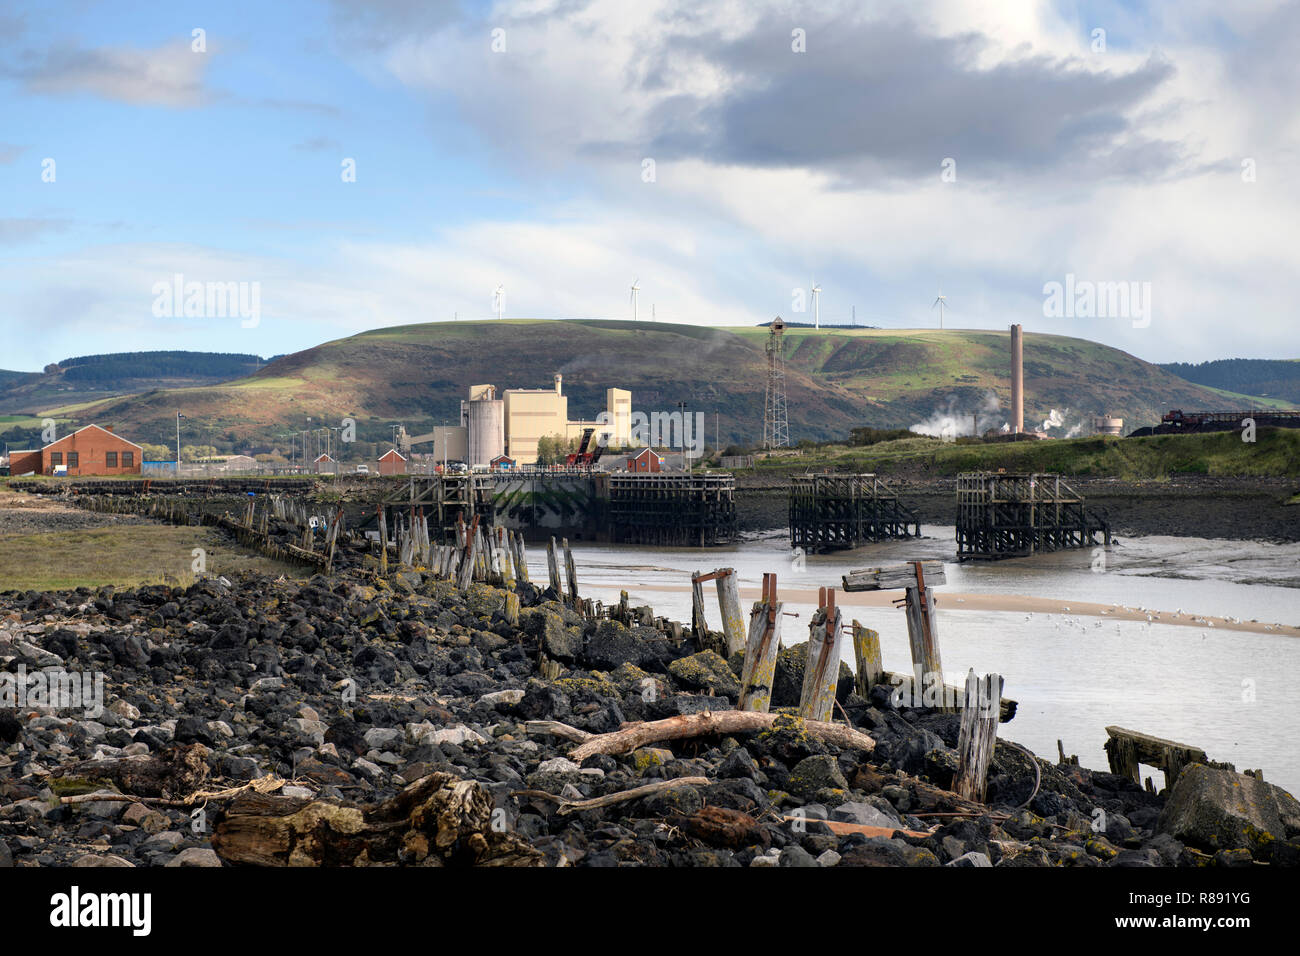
[630,279,640,322]
[493,284,505,320]
[932,292,948,329]
[810,280,822,329]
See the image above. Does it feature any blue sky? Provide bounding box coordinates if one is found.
[2,0,1297,369]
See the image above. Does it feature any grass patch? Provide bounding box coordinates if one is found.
[740,429,1300,479]
[0,524,304,591]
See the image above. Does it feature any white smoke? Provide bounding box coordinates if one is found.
[1041,408,1065,431]
[910,392,1002,440]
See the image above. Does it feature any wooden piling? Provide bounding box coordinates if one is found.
[714,568,746,658]
[739,572,783,713]
[852,622,883,696]
[563,537,579,609]
[955,669,1004,802]
[690,571,709,648]
[799,589,842,722]
[546,536,563,597]
[512,532,530,584]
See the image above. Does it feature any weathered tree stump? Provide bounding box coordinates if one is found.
[212,772,543,867]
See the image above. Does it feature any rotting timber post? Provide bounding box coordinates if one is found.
[789,473,920,553]
[956,472,1110,561]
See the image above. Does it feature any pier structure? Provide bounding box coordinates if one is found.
[955,472,1109,561]
[788,474,921,553]
[604,473,737,547]
[378,470,737,546]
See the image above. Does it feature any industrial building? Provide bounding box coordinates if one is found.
[8,424,142,476]
[427,377,637,468]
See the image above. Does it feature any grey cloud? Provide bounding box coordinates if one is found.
[642,18,1185,184]
[0,217,70,244]
[293,136,342,152]
[0,142,28,164]
[5,41,211,107]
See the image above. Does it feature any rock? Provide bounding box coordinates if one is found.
[832,801,902,829]
[628,747,674,775]
[947,851,993,867]
[362,728,404,751]
[539,757,582,774]
[668,651,741,698]
[750,849,781,867]
[718,748,759,780]
[165,847,223,867]
[121,804,170,833]
[433,726,487,748]
[285,718,327,746]
[816,849,842,866]
[1157,764,1300,856]
[479,689,525,707]
[778,845,818,867]
[522,610,581,660]
[789,754,849,796]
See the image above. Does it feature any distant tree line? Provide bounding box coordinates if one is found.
[1161,359,1300,403]
[52,351,267,383]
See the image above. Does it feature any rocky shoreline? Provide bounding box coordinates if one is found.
[3,547,1298,868]
[735,475,1300,542]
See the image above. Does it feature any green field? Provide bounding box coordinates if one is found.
[0,524,303,591]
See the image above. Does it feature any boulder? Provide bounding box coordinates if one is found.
[1157,765,1300,856]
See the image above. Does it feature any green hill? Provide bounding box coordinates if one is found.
[1161,358,1300,404]
[0,351,268,419]
[26,320,1277,451]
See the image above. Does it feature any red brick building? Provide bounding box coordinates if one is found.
[40,425,142,476]
[377,449,407,476]
[8,449,41,476]
[626,448,662,473]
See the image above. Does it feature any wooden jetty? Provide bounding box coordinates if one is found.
[956,472,1109,561]
[789,474,920,553]
[602,473,737,547]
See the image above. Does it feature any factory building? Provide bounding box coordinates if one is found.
[465,384,506,467]
[429,377,637,467]
[503,374,569,465]
[1093,415,1124,436]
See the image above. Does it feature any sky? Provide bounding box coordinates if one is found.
[1,0,1297,370]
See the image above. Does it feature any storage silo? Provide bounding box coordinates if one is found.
[467,385,505,466]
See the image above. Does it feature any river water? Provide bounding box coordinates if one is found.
[524,528,1300,795]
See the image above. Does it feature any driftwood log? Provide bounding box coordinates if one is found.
[513,776,712,816]
[51,743,212,800]
[211,772,543,867]
[568,711,875,761]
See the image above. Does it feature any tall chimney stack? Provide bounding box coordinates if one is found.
[1010,324,1024,434]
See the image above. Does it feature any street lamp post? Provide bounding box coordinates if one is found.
[676,401,690,474]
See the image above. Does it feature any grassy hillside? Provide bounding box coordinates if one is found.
[0,351,266,418]
[30,320,1278,451]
